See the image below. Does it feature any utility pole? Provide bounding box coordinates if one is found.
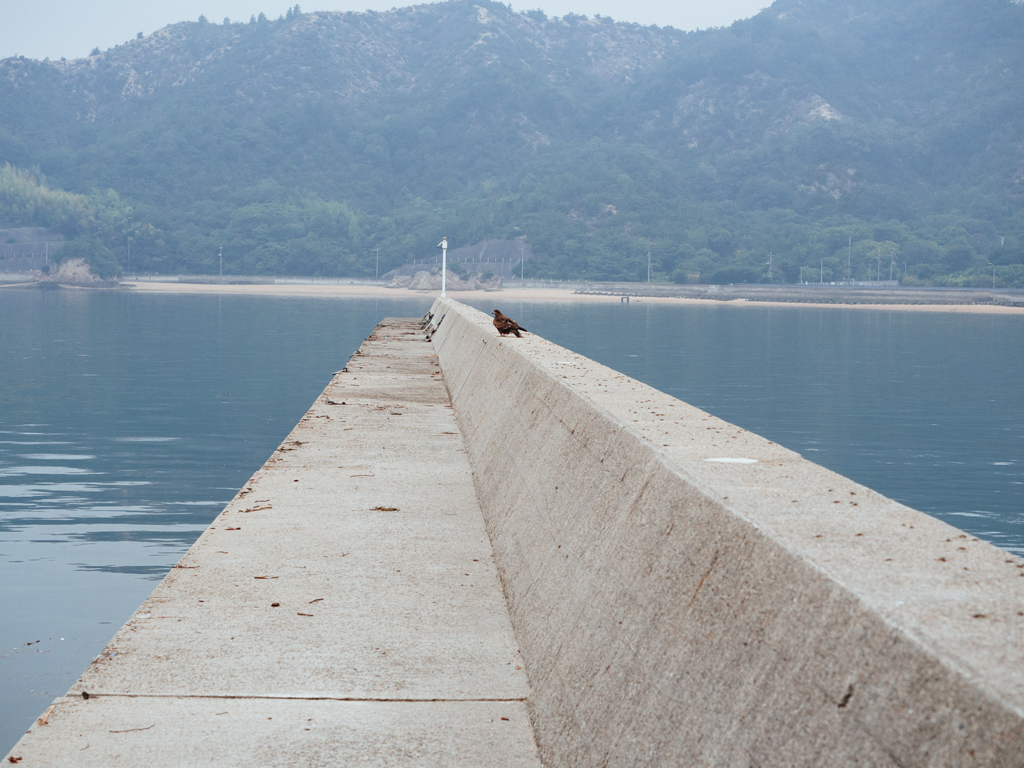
[219,246,223,276]
[127,240,130,272]
[766,251,773,282]
[437,237,447,298]
[820,259,823,284]
[647,250,651,283]
[521,243,525,281]
[848,236,852,282]
[375,247,379,279]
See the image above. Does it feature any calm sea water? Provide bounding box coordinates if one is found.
[2,290,1022,752]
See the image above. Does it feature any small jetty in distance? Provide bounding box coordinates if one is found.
[574,281,1024,307]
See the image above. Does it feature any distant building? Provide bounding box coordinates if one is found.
[0,227,63,271]
[382,239,533,280]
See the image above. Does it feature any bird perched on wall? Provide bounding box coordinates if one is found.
[492,309,528,338]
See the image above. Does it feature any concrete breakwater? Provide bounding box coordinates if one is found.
[6,301,1023,765]
[428,297,1024,766]
[4,318,540,766]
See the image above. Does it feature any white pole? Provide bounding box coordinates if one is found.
[219,246,223,276]
[438,237,447,298]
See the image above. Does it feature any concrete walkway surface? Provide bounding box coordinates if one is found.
[4,318,539,766]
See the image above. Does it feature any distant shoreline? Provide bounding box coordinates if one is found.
[121,280,1024,315]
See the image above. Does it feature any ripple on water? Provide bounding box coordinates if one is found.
[0,466,97,478]
[0,441,73,445]
[112,437,182,442]
[0,482,125,498]
[19,454,95,461]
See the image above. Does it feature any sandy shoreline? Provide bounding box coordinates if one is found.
[122,280,1024,315]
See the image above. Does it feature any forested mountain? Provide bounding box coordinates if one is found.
[1,0,1023,284]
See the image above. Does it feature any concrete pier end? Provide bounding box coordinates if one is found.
[429,297,1024,766]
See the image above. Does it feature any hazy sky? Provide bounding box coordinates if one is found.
[1,0,769,61]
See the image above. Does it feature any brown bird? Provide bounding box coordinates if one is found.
[492,309,528,338]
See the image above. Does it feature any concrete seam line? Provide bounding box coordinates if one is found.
[65,694,530,703]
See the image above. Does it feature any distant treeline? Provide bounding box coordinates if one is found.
[0,0,1022,285]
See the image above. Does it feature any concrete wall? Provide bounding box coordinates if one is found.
[428,298,1024,766]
